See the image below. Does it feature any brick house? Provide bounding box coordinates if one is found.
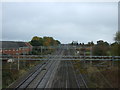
[0,41,32,55]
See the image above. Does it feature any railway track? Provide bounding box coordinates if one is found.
[14,60,52,89]
[50,60,68,88]
[70,60,88,88]
[15,56,61,89]
[7,49,89,89]
[50,60,88,88]
[6,50,63,89]
[3,46,119,89]
[69,49,88,88]
[50,48,88,88]
[7,60,48,88]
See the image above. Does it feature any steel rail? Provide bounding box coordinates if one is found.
[71,60,88,88]
[36,60,58,88]
[36,50,64,88]
[45,60,60,88]
[79,70,88,88]
[65,61,69,88]
[17,52,60,89]
[14,60,49,89]
[15,52,60,89]
[27,60,56,89]
[69,61,80,88]
[26,51,62,89]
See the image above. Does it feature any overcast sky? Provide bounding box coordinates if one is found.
[2,2,118,44]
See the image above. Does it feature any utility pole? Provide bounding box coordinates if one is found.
[84,48,86,64]
[41,46,43,55]
[90,46,92,65]
[17,48,20,70]
[90,46,92,56]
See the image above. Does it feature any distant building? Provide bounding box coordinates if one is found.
[0,41,32,55]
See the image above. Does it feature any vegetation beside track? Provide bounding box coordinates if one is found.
[72,60,119,88]
[2,60,42,88]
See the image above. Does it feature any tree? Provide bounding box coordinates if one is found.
[30,36,43,46]
[111,31,120,55]
[110,42,119,55]
[93,40,109,56]
[43,37,54,46]
[114,31,120,43]
[71,41,78,45]
[55,40,61,44]
[30,36,61,46]
[87,41,94,46]
[79,43,82,45]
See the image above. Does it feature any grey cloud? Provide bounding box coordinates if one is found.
[2,2,118,44]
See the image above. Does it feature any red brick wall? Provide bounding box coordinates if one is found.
[2,48,30,55]
[1,42,33,55]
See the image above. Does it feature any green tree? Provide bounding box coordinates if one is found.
[87,41,94,46]
[111,31,120,56]
[114,31,120,43]
[30,36,60,46]
[43,37,61,46]
[30,36,43,46]
[110,42,119,55]
[43,37,52,46]
[93,40,109,56]
[55,40,61,45]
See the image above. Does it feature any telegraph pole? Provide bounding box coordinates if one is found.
[83,47,86,64]
[17,48,20,70]
[41,46,43,55]
[90,46,92,65]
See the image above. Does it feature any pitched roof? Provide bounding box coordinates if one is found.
[0,41,30,49]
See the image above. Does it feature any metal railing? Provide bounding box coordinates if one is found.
[1,55,120,61]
